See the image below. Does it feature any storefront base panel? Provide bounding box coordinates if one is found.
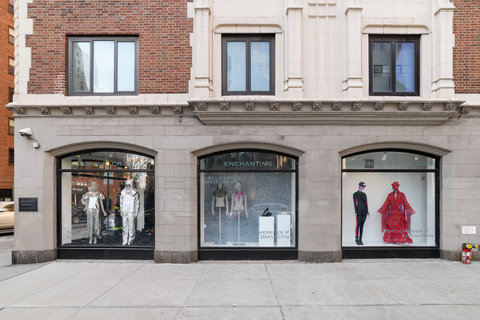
[298,250,342,263]
[342,247,440,259]
[154,250,198,263]
[57,247,154,260]
[441,249,480,261]
[199,248,298,260]
[12,250,57,264]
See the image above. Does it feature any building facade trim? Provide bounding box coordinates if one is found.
[339,141,451,157]
[192,141,304,158]
[47,141,157,158]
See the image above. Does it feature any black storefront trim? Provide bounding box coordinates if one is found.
[342,247,440,259]
[199,248,298,260]
[57,247,154,260]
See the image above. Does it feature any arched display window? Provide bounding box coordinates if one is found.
[57,150,155,259]
[198,150,298,259]
[341,150,439,258]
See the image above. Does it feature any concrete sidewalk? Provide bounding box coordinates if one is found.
[0,259,479,320]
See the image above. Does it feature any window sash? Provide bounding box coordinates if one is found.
[68,37,138,95]
[8,118,14,135]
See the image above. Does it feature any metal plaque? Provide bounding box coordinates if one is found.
[19,197,38,212]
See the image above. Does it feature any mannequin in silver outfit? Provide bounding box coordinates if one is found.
[120,179,140,245]
[81,182,106,244]
[212,183,229,216]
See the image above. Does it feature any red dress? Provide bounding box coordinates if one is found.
[377,191,415,244]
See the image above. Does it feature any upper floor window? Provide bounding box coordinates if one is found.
[8,0,14,14]
[8,118,14,135]
[8,27,14,45]
[369,36,419,96]
[8,149,14,165]
[8,57,14,75]
[222,35,274,95]
[8,87,14,103]
[68,37,138,95]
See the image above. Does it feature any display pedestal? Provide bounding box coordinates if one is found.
[259,216,274,247]
[276,215,291,246]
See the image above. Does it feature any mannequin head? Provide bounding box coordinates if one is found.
[125,179,133,190]
[392,181,400,191]
[234,182,241,191]
[91,182,98,192]
[217,182,223,190]
[358,181,366,191]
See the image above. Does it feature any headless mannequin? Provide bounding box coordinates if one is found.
[230,182,248,218]
[81,182,107,244]
[212,183,229,216]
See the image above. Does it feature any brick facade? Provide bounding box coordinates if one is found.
[26,0,193,95]
[452,0,480,94]
[0,0,14,192]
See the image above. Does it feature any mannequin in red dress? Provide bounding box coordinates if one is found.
[377,181,415,244]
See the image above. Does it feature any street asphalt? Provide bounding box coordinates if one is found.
[0,235,479,319]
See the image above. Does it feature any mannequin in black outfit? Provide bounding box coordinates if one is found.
[353,182,369,245]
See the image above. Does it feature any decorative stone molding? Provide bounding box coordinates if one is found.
[105,106,116,115]
[458,106,471,117]
[374,102,384,111]
[196,102,207,111]
[444,102,456,112]
[173,106,184,115]
[220,102,231,111]
[398,102,409,112]
[61,106,72,115]
[84,106,94,115]
[128,106,138,115]
[39,107,50,115]
[331,102,342,111]
[312,102,321,111]
[291,102,302,111]
[421,103,432,111]
[150,106,160,115]
[270,102,280,111]
[245,102,255,112]
[14,106,26,115]
[351,103,361,112]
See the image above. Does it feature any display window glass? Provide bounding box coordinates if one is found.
[199,151,297,248]
[59,150,154,247]
[342,151,438,247]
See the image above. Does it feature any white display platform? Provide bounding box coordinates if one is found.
[276,214,291,246]
[259,216,275,247]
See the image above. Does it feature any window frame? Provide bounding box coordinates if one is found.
[8,57,14,75]
[8,118,14,136]
[8,148,14,166]
[8,0,14,14]
[369,35,420,96]
[8,26,14,45]
[8,87,14,103]
[67,36,139,96]
[222,34,275,96]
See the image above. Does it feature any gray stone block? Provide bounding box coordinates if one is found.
[154,250,198,263]
[12,250,56,264]
[298,250,342,263]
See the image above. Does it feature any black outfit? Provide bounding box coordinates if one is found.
[353,190,369,244]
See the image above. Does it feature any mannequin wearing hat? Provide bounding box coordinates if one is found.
[377,181,415,244]
[353,182,369,245]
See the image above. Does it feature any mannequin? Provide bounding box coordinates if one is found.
[377,181,415,244]
[81,182,106,244]
[212,183,229,216]
[230,182,248,218]
[353,182,369,245]
[120,179,140,245]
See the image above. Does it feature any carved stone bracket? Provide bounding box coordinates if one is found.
[421,103,432,111]
[173,106,184,115]
[351,103,361,112]
[197,102,207,111]
[14,106,25,115]
[39,107,50,115]
[374,102,384,111]
[105,106,116,115]
[398,102,409,111]
[128,106,138,115]
[150,106,160,115]
[312,102,321,111]
[458,106,471,117]
[444,102,456,112]
[331,102,342,111]
[292,102,302,111]
[270,102,279,111]
[220,102,231,111]
[61,106,72,115]
[84,106,94,115]
[245,102,255,112]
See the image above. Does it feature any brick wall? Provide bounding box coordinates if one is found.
[27,0,193,95]
[452,0,480,94]
[0,0,14,191]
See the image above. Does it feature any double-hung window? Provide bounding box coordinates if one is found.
[68,37,138,95]
[369,36,419,96]
[222,35,274,95]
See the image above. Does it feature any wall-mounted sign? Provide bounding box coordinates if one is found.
[364,159,374,169]
[462,226,477,235]
[19,197,38,212]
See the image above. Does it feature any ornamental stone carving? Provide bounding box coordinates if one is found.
[270,102,279,111]
[150,106,160,115]
[291,102,302,111]
[458,106,471,116]
[397,102,409,112]
[39,107,50,115]
[197,102,207,111]
[421,103,432,111]
[374,102,384,111]
[245,102,255,112]
[351,103,361,112]
[105,106,116,115]
[444,102,456,112]
[61,106,72,115]
[128,106,138,115]
[84,106,94,115]
[220,102,231,111]
[14,107,25,115]
[312,102,321,111]
[173,106,184,115]
[331,102,342,111]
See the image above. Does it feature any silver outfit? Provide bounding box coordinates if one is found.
[81,190,105,244]
[120,181,140,245]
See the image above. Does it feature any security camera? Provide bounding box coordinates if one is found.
[19,128,33,137]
